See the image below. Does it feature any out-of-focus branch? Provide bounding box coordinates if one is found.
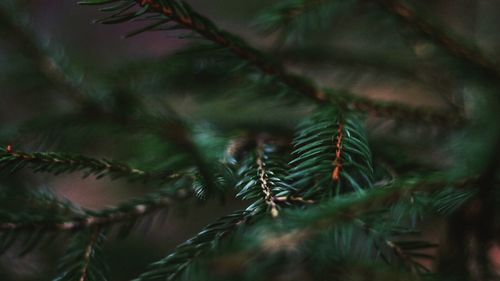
[80,0,466,127]
[0,147,181,183]
[374,0,500,81]
[0,4,89,106]
[0,188,192,232]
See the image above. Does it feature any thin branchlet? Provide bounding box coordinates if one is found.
[82,0,465,126]
[0,147,180,182]
[259,176,475,253]
[132,210,251,281]
[0,188,192,232]
[136,0,327,102]
[331,120,344,182]
[140,0,464,126]
[79,227,100,281]
[54,226,108,281]
[307,176,476,232]
[256,144,279,218]
[354,218,432,273]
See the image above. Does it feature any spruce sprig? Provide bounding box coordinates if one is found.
[284,175,475,235]
[0,147,178,183]
[0,187,192,233]
[133,210,250,281]
[53,227,109,281]
[236,141,298,218]
[77,0,464,126]
[226,175,474,270]
[289,107,374,199]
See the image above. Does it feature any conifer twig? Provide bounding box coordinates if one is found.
[133,210,251,281]
[355,218,433,273]
[134,0,327,102]
[331,120,344,183]
[79,227,101,281]
[259,175,475,253]
[0,147,181,182]
[138,0,463,126]
[54,227,109,281]
[305,176,475,230]
[289,108,373,198]
[0,188,192,232]
[2,149,142,177]
[255,144,280,218]
[80,0,465,127]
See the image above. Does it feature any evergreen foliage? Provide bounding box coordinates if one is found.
[54,228,109,281]
[1,0,500,280]
[288,107,373,198]
[0,147,177,182]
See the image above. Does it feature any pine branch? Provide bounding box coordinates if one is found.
[235,140,299,218]
[78,0,464,127]
[234,175,474,265]
[80,0,326,102]
[197,176,473,280]
[2,103,220,196]
[0,187,192,232]
[355,218,434,274]
[0,147,180,183]
[0,187,85,256]
[253,213,435,274]
[140,106,220,198]
[133,210,250,281]
[374,0,500,81]
[331,120,344,183]
[288,107,374,199]
[53,227,109,281]
[0,187,81,218]
[255,145,283,218]
[270,175,476,247]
